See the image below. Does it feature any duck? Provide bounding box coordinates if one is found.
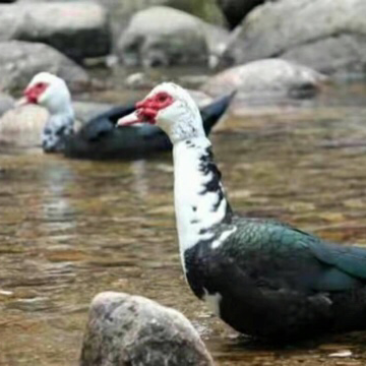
[17,72,234,160]
[117,82,366,342]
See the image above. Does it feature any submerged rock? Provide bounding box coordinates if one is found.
[117,6,229,67]
[222,0,366,78]
[0,41,89,93]
[0,2,111,61]
[0,101,105,148]
[0,94,15,117]
[202,58,326,101]
[0,104,47,148]
[80,292,214,366]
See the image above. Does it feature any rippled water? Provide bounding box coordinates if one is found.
[2,82,366,366]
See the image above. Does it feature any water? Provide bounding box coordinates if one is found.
[2,82,366,365]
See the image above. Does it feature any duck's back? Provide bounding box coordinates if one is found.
[184,216,366,340]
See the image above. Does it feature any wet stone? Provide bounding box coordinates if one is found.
[80,291,214,366]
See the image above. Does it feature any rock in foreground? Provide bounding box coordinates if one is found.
[117,6,229,67]
[0,41,89,93]
[222,0,366,77]
[202,59,326,101]
[80,292,214,366]
[0,94,15,117]
[0,2,110,61]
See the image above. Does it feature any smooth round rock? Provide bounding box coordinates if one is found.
[80,292,214,366]
[221,0,366,77]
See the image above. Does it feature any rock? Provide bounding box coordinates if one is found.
[0,94,15,117]
[17,0,225,41]
[117,6,229,67]
[203,23,232,68]
[187,89,213,107]
[0,41,90,93]
[222,0,366,77]
[98,0,224,38]
[215,0,266,29]
[201,59,326,101]
[80,292,214,366]
[328,350,353,358]
[167,0,224,25]
[0,2,110,61]
[0,101,89,148]
[125,72,152,89]
[0,104,47,148]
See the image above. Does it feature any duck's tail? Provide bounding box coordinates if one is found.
[88,103,136,126]
[201,90,236,135]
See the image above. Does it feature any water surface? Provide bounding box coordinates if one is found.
[2,83,366,365]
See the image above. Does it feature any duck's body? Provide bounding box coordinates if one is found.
[118,83,366,342]
[17,73,233,160]
[64,94,233,159]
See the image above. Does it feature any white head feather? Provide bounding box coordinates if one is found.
[149,83,205,143]
[26,72,72,115]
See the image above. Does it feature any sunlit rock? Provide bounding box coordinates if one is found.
[80,292,214,366]
[202,59,326,103]
[0,104,47,148]
[221,0,366,78]
[0,93,14,117]
[116,6,229,67]
[0,100,106,148]
[90,0,225,39]
[0,41,90,93]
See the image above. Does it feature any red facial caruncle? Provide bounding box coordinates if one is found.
[24,82,48,104]
[135,92,174,125]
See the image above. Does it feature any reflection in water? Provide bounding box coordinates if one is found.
[40,162,77,235]
[1,84,366,365]
[130,160,150,200]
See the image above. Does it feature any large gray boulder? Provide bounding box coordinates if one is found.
[202,58,326,101]
[0,41,89,93]
[117,6,229,67]
[17,0,224,41]
[97,0,224,38]
[222,0,366,78]
[0,2,111,61]
[80,292,214,366]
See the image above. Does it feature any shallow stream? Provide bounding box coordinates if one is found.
[1,81,366,365]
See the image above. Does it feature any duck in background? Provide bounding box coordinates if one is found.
[117,82,366,342]
[14,72,234,160]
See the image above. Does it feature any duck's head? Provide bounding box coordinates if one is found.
[21,72,72,114]
[117,82,205,143]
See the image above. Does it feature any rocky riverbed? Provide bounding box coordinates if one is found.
[1,0,364,107]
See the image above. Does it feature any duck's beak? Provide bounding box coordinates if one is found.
[117,110,142,127]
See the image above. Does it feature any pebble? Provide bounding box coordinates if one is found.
[329,350,353,358]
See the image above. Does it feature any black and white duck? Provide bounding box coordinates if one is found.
[117,82,366,342]
[17,72,233,159]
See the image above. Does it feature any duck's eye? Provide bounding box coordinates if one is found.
[156,93,169,102]
[36,82,46,90]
